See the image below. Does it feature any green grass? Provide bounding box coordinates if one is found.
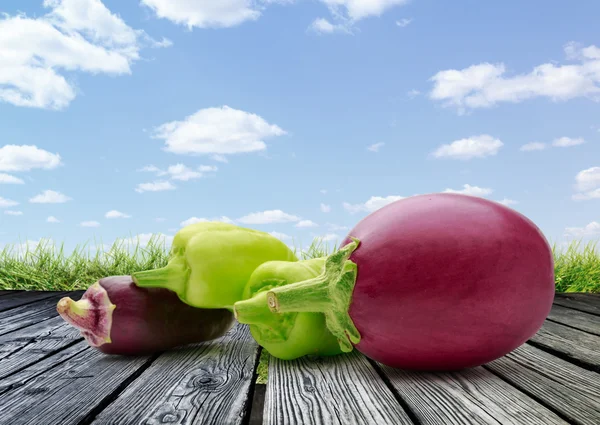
[0,236,598,293]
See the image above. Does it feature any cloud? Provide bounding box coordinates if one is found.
[520,142,546,152]
[320,189,327,194]
[6,238,56,258]
[135,180,176,193]
[552,137,585,148]
[367,142,384,152]
[105,210,131,219]
[0,145,62,172]
[321,0,410,21]
[396,18,412,27]
[307,18,349,34]
[29,189,72,203]
[295,220,318,228]
[497,198,518,206]
[326,223,349,231]
[4,210,23,216]
[237,209,300,224]
[319,233,340,242]
[0,173,24,184]
[431,135,503,160]
[269,231,292,241]
[180,216,234,227]
[407,89,420,98]
[80,220,100,227]
[155,217,166,222]
[443,184,493,197]
[564,221,600,238]
[320,203,331,213]
[343,195,404,213]
[139,163,218,182]
[116,232,174,249]
[47,216,60,223]
[572,167,600,200]
[0,0,170,110]
[429,42,600,113]
[211,154,229,163]
[150,106,286,156]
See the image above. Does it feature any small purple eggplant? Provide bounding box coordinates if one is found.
[56,275,235,355]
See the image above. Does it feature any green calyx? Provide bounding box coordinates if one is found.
[266,237,362,353]
[234,238,362,358]
[131,221,298,310]
[233,257,346,360]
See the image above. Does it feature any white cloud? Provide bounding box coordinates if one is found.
[396,18,412,27]
[0,173,24,184]
[237,209,300,224]
[0,145,62,172]
[29,189,72,203]
[47,216,60,223]
[135,180,176,193]
[198,165,218,173]
[319,233,340,242]
[307,18,349,34]
[151,106,286,156]
[320,203,331,213]
[572,167,600,201]
[80,220,100,227]
[296,219,318,228]
[116,232,174,249]
[497,198,518,206]
[211,154,229,163]
[444,184,493,197]
[180,216,234,227]
[552,137,585,147]
[520,142,546,152]
[320,189,327,194]
[0,0,169,110]
[7,238,56,258]
[105,210,131,219]
[155,217,166,222]
[407,89,420,98]
[367,142,384,152]
[138,164,162,173]
[321,0,410,21]
[431,135,503,160]
[4,210,23,216]
[139,163,218,181]
[429,42,600,113]
[269,231,292,241]
[564,221,600,238]
[343,195,404,213]
[326,223,349,231]
[141,0,263,29]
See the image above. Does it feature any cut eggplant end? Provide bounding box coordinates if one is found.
[56,282,115,347]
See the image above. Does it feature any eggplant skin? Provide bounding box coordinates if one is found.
[60,275,235,356]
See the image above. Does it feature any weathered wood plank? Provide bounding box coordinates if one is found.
[0,290,24,297]
[0,344,152,425]
[485,343,600,425]
[0,316,82,380]
[0,291,82,336]
[0,290,71,312]
[553,293,600,316]
[0,341,89,395]
[380,363,568,424]
[265,350,414,425]
[547,304,600,336]
[90,323,259,425]
[529,320,600,371]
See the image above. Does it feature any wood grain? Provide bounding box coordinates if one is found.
[380,363,568,425]
[546,304,600,336]
[553,293,600,316]
[0,341,89,395]
[0,291,82,336]
[485,343,600,425]
[265,350,414,425]
[90,323,259,425]
[0,344,152,425]
[0,290,24,297]
[0,291,71,313]
[530,320,600,371]
[0,316,82,380]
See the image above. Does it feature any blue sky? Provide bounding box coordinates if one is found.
[0,0,599,255]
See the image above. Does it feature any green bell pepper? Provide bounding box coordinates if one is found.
[233,257,343,360]
[131,222,298,310]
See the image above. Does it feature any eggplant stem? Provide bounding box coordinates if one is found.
[265,237,362,352]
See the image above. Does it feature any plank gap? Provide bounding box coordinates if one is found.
[545,317,600,337]
[242,346,264,425]
[367,358,423,425]
[76,353,162,425]
[525,340,599,373]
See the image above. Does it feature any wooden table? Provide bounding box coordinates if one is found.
[0,290,598,425]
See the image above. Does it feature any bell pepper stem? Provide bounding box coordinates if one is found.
[131,254,189,297]
[266,237,362,352]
